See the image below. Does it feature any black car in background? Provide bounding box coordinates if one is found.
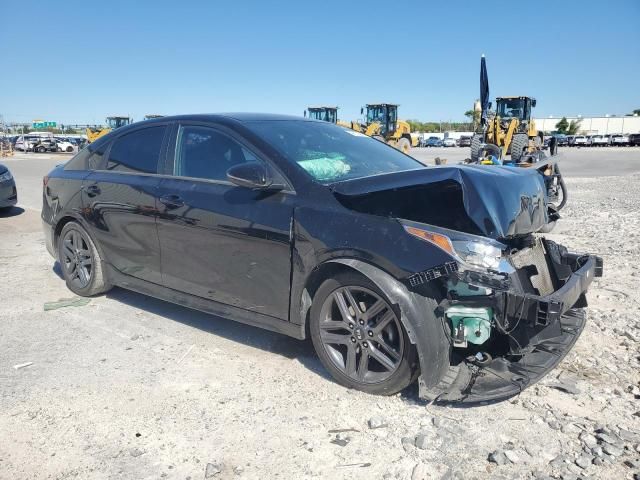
[42,114,602,403]
[457,135,471,147]
[0,163,17,210]
[629,133,640,146]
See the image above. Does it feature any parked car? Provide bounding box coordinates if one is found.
[0,163,17,210]
[42,114,602,404]
[611,134,629,146]
[590,135,608,147]
[442,137,457,147]
[572,135,588,147]
[603,134,613,146]
[55,139,75,153]
[457,136,471,147]
[553,134,568,146]
[424,136,443,147]
[628,133,640,146]
[14,135,40,151]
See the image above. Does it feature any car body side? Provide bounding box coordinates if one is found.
[42,114,602,403]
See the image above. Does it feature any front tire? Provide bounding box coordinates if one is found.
[310,272,418,396]
[397,137,411,154]
[58,221,111,296]
[510,133,529,163]
[470,133,482,162]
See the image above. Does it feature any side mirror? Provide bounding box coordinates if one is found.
[488,102,492,110]
[360,107,364,115]
[303,110,307,118]
[226,162,283,191]
[532,99,537,107]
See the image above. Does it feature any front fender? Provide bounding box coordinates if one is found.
[328,258,450,391]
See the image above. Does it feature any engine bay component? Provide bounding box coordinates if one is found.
[446,306,493,347]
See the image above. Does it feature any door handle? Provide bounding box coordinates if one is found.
[159,194,184,209]
[83,184,100,197]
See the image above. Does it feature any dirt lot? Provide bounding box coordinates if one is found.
[1,150,639,479]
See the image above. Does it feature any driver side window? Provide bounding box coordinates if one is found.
[174,125,261,181]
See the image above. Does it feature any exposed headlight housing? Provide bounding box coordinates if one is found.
[401,221,505,272]
[0,170,13,182]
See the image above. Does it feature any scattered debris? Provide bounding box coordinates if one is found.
[367,416,386,429]
[415,434,429,450]
[44,297,91,311]
[176,344,195,365]
[13,362,33,370]
[204,462,222,478]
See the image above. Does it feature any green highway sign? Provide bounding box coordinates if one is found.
[32,121,57,128]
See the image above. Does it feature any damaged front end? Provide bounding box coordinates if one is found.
[402,220,603,404]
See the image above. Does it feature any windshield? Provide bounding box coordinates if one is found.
[496,98,526,119]
[246,120,423,183]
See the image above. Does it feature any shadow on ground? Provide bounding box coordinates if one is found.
[105,286,332,381]
[0,206,24,218]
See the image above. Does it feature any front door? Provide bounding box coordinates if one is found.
[156,124,294,320]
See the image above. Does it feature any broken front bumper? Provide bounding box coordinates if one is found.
[418,243,603,404]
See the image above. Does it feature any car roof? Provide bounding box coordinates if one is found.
[142,113,311,124]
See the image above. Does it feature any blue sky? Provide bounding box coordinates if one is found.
[1,0,638,125]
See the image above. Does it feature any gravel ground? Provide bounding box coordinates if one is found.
[1,159,639,479]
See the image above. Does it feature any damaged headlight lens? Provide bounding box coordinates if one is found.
[402,221,504,271]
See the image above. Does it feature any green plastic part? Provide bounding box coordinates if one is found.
[446,305,492,345]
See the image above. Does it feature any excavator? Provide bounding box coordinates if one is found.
[351,103,417,154]
[470,96,544,163]
[86,116,132,143]
[469,55,566,232]
[304,104,417,153]
[304,106,339,124]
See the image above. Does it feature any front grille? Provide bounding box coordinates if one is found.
[509,238,554,296]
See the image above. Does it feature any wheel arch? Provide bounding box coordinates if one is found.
[300,258,450,389]
[53,214,110,268]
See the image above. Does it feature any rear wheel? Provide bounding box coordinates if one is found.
[36,146,46,153]
[510,133,529,163]
[470,134,482,162]
[310,272,418,396]
[66,146,74,152]
[58,221,111,296]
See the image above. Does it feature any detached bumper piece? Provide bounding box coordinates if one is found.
[419,241,603,405]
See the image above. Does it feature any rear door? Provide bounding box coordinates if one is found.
[81,124,170,285]
[156,122,295,320]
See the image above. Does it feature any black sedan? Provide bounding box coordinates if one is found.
[41,114,602,403]
[0,163,17,210]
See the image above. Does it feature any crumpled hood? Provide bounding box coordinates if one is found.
[331,165,548,239]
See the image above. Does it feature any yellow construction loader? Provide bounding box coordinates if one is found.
[86,116,132,143]
[471,96,543,163]
[351,103,417,154]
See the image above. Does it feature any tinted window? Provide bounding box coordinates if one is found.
[175,125,257,181]
[106,126,166,174]
[245,121,422,183]
[64,144,107,171]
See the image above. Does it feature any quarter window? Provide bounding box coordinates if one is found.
[174,125,258,181]
[106,126,166,174]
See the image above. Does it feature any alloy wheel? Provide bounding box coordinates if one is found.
[318,286,404,384]
[61,229,93,289]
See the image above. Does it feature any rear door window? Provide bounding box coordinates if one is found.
[106,126,166,174]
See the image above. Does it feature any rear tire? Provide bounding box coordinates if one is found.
[36,146,46,153]
[310,272,419,396]
[58,221,111,297]
[470,134,482,162]
[66,146,74,152]
[510,133,529,163]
